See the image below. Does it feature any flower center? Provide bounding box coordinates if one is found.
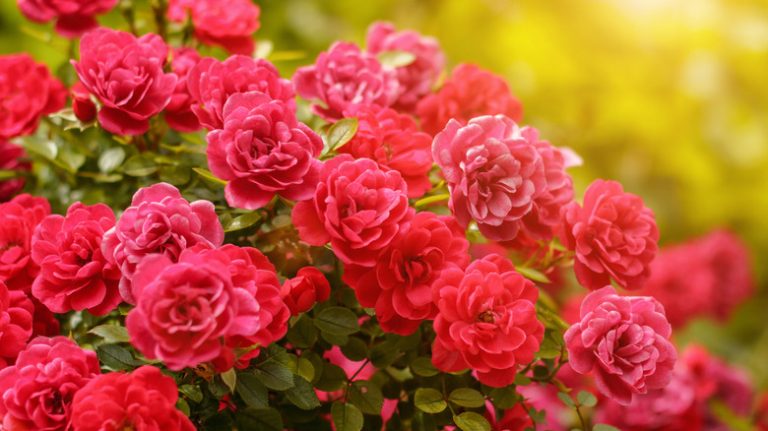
[477,310,495,323]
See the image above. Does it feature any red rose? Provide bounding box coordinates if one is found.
[165,48,202,132]
[31,202,121,316]
[71,366,195,431]
[73,28,177,136]
[292,156,413,267]
[0,194,51,291]
[187,55,294,130]
[431,254,543,387]
[0,336,99,430]
[560,179,659,290]
[417,64,523,136]
[168,0,260,55]
[343,212,469,335]
[281,267,331,316]
[0,281,33,368]
[294,42,399,121]
[70,82,97,123]
[101,183,224,304]
[207,91,323,209]
[0,140,30,202]
[340,105,433,198]
[0,54,66,139]
[17,0,117,38]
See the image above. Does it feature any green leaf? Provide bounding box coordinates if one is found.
[96,344,139,370]
[220,368,237,393]
[411,357,439,377]
[514,374,532,386]
[236,407,284,431]
[98,147,126,173]
[176,398,190,416]
[122,154,158,177]
[236,373,269,408]
[516,266,551,283]
[88,324,130,343]
[327,118,358,152]
[285,375,320,410]
[576,390,597,407]
[179,384,204,403]
[348,381,384,415]
[224,212,262,233]
[453,412,491,431]
[315,362,346,392]
[59,149,86,173]
[592,425,621,431]
[414,388,447,414]
[488,386,519,409]
[557,392,575,408]
[377,50,417,68]
[331,402,364,431]
[296,356,315,382]
[340,337,368,361]
[254,360,295,391]
[449,388,485,408]
[192,167,227,186]
[314,306,360,335]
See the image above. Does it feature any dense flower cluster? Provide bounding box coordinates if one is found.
[168,0,261,55]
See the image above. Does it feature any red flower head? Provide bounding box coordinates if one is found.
[0,140,30,202]
[102,183,224,304]
[564,286,676,405]
[0,336,100,430]
[73,28,177,136]
[165,47,203,132]
[17,0,117,38]
[431,254,543,387]
[560,179,658,290]
[281,267,331,316]
[365,21,445,113]
[31,202,121,316]
[0,194,51,291]
[0,54,66,139]
[0,281,33,368]
[207,91,323,209]
[187,55,294,130]
[340,105,434,198]
[293,42,399,121]
[168,0,260,55]
[343,212,469,335]
[292,155,413,267]
[70,82,97,123]
[71,366,194,431]
[417,64,523,136]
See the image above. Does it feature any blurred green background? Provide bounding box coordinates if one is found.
[1,0,767,387]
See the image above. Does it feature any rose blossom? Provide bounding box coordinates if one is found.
[0,336,99,430]
[0,281,33,368]
[564,286,676,405]
[293,42,399,121]
[417,63,523,135]
[0,140,29,202]
[71,366,195,431]
[30,295,59,337]
[31,202,121,316]
[281,267,330,316]
[343,212,469,335]
[127,245,288,371]
[207,91,323,209]
[0,194,51,291]
[560,179,658,290]
[165,48,202,132]
[102,182,224,304]
[73,28,177,136]
[0,54,66,140]
[187,55,294,130]
[292,155,413,267]
[17,0,117,38]
[431,254,543,387]
[365,21,445,113]
[433,115,573,242]
[167,0,260,55]
[340,105,434,198]
[70,82,97,123]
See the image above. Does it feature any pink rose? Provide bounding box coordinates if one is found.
[343,212,469,335]
[292,156,413,267]
[73,28,177,136]
[340,105,433,198]
[165,48,202,132]
[431,254,543,387]
[365,21,445,113]
[0,140,30,202]
[417,63,523,136]
[0,336,99,430]
[293,42,399,121]
[70,82,97,123]
[0,281,33,368]
[0,54,66,139]
[695,230,754,319]
[31,202,121,316]
[17,0,117,38]
[187,55,294,130]
[102,183,224,304]
[560,179,659,290]
[168,0,260,54]
[281,267,330,316]
[207,91,323,209]
[0,194,51,291]
[564,286,676,405]
[433,115,573,242]
[71,366,195,431]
